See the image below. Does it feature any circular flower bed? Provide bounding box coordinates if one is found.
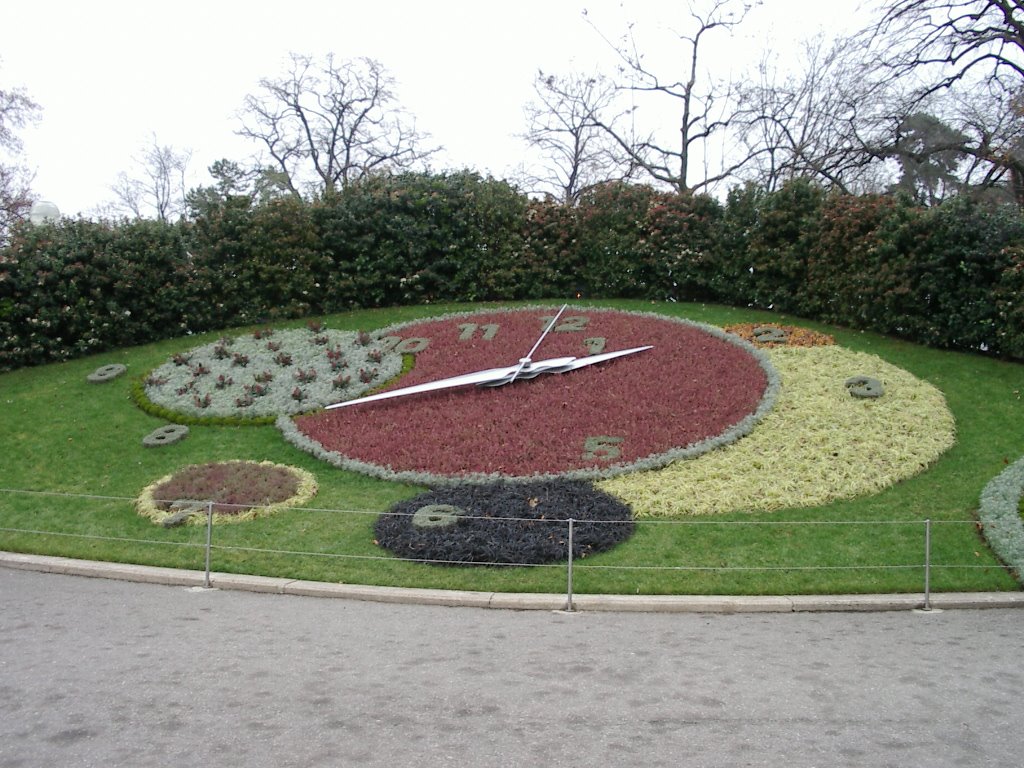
[978,456,1024,578]
[599,345,956,515]
[283,307,778,483]
[136,460,317,525]
[140,324,403,420]
[374,479,634,565]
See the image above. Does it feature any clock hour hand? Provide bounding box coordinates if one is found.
[324,361,525,409]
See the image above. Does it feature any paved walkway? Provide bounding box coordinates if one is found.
[5,551,1024,613]
[3,563,1024,767]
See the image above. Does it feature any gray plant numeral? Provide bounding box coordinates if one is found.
[845,375,885,399]
[380,335,430,354]
[541,315,589,332]
[753,326,788,343]
[583,435,624,461]
[457,323,499,341]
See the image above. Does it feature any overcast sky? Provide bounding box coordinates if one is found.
[1,0,863,216]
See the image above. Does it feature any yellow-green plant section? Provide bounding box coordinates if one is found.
[136,460,318,526]
[600,345,955,516]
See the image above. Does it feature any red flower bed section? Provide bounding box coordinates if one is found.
[291,308,770,480]
[148,461,300,516]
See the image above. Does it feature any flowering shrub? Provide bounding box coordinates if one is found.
[135,460,317,525]
[140,326,403,419]
[374,479,634,565]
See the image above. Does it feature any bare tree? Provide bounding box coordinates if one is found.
[870,0,1024,98]
[861,0,1024,202]
[108,134,192,222]
[521,70,637,203]
[0,71,41,244]
[734,35,899,194]
[237,53,438,199]
[583,0,764,194]
[949,83,1024,200]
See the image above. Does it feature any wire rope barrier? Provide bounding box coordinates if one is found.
[0,486,1013,611]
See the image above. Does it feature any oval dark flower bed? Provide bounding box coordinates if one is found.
[374,479,635,565]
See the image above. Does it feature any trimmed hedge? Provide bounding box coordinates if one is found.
[2,174,1023,371]
[313,171,533,306]
[0,218,198,369]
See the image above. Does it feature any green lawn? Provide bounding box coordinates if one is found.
[2,299,1022,595]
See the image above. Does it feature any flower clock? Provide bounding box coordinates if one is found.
[282,306,779,484]
[139,306,956,564]
[268,306,954,507]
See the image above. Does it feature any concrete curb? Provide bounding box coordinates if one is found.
[4,550,1024,613]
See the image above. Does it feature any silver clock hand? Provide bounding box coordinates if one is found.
[326,345,653,408]
[508,303,567,385]
[324,361,523,409]
[480,345,653,386]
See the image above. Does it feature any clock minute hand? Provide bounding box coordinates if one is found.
[479,345,653,386]
[325,345,653,409]
[507,303,567,385]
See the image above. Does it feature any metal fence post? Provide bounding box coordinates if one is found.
[923,518,932,611]
[204,500,214,588]
[565,518,575,612]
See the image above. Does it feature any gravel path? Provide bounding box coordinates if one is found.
[2,567,1023,768]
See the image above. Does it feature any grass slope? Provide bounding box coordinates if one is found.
[1,300,1021,595]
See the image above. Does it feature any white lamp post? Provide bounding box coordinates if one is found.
[29,200,61,226]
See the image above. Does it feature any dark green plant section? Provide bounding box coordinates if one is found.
[374,480,635,565]
[3,173,1024,371]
